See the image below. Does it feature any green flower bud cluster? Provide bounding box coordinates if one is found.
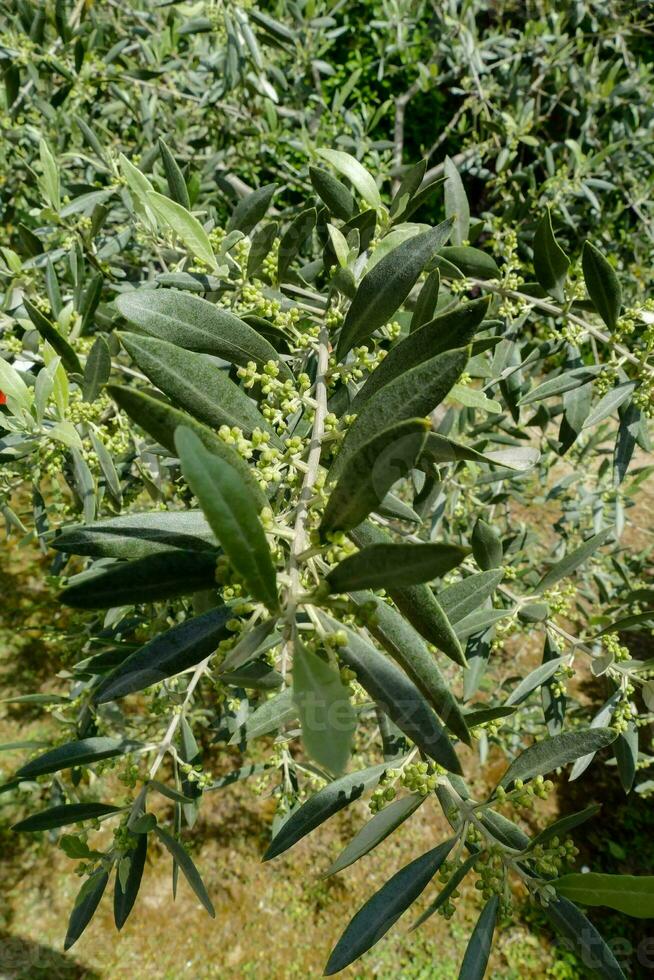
[612,693,636,734]
[113,821,138,852]
[633,373,654,418]
[401,760,443,796]
[495,774,554,809]
[369,767,400,813]
[601,631,630,663]
[117,761,141,788]
[260,239,280,280]
[528,835,578,877]
[550,664,574,698]
[595,365,619,397]
[475,846,509,904]
[543,580,576,616]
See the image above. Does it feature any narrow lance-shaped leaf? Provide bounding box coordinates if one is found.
[349,592,471,744]
[108,385,267,506]
[95,605,234,703]
[552,873,654,918]
[324,839,454,975]
[336,218,454,359]
[444,156,470,246]
[293,640,355,775]
[536,526,614,592]
[227,183,276,235]
[527,804,601,851]
[158,137,190,208]
[176,428,278,610]
[83,336,110,402]
[17,737,139,778]
[118,333,280,444]
[533,209,569,302]
[332,347,468,480]
[499,728,617,789]
[320,613,462,774]
[263,761,393,861]
[326,794,424,876]
[12,803,122,832]
[458,896,499,980]
[64,869,109,950]
[146,190,216,270]
[277,207,317,281]
[543,896,626,980]
[154,826,215,917]
[410,268,440,332]
[350,523,466,667]
[52,509,216,561]
[316,148,381,210]
[60,550,218,609]
[114,831,147,930]
[320,419,428,535]
[309,166,355,220]
[327,542,468,593]
[582,241,622,331]
[351,297,490,411]
[23,299,82,374]
[471,519,503,570]
[114,288,291,376]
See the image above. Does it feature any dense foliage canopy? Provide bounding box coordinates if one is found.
[1,1,653,976]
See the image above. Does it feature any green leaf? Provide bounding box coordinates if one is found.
[332,348,468,480]
[108,385,266,505]
[528,804,601,851]
[114,832,147,930]
[614,722,638,793]
[277,207,317,281]
[533,209,569,302]
[422,434,538,471]
[39,138,61,211]
[231,688,296,744]
[263,761,393,860]
[17,737,139,778]
[60,550,218,608]
[324,839,454,974]
[319,613,462,773]
[247,221,279,278]
[519,366,600,406]
[349,592,471,744]
[227,183,276,235]
[543,896,626,979]
[309,167,355,220]
[95,606,234,703]
[536,526,614,591]
[64,870,109,950]
[471,519,503,570]
[553,873,654,918]
[351,297,490,411]
[613,402,640,487]
[436,246,500,280]
[439,570,504,624]
[158,138,190,208]
[390,159,427,220]
[23,299,82,374]
[114,288,290,376]
[146,190,216,270]
[448,384,502,414]
[293,641,355,775]
[83,336,111,402]
[499,728,617,788]
[505,656,567,706]
[316,148,381,210]
[413,853,480,929]
[583,382,636,429]
[336,219,454,359]
[320,419,429,535]
[458,896,498,980]
[350,523,466,667]
[327,542,468,593]
[326,793,424,876]
[154,826,215,917]
[118,333,280,444]
[12,803,121,832]
[444,156,470,246]
[52,510,216,560]
[176,428,278,610]
[410,268,440,332]
[582,242,622,331]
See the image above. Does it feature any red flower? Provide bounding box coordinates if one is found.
[0,390,6,405]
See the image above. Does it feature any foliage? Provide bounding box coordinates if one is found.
[1,0,654,976]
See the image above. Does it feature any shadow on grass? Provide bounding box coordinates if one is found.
[0,931,99,979]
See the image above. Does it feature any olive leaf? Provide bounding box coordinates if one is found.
[582,241,622,330]
[293,640,355,775]
[327,542,468,593]
[533,209,569,302]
